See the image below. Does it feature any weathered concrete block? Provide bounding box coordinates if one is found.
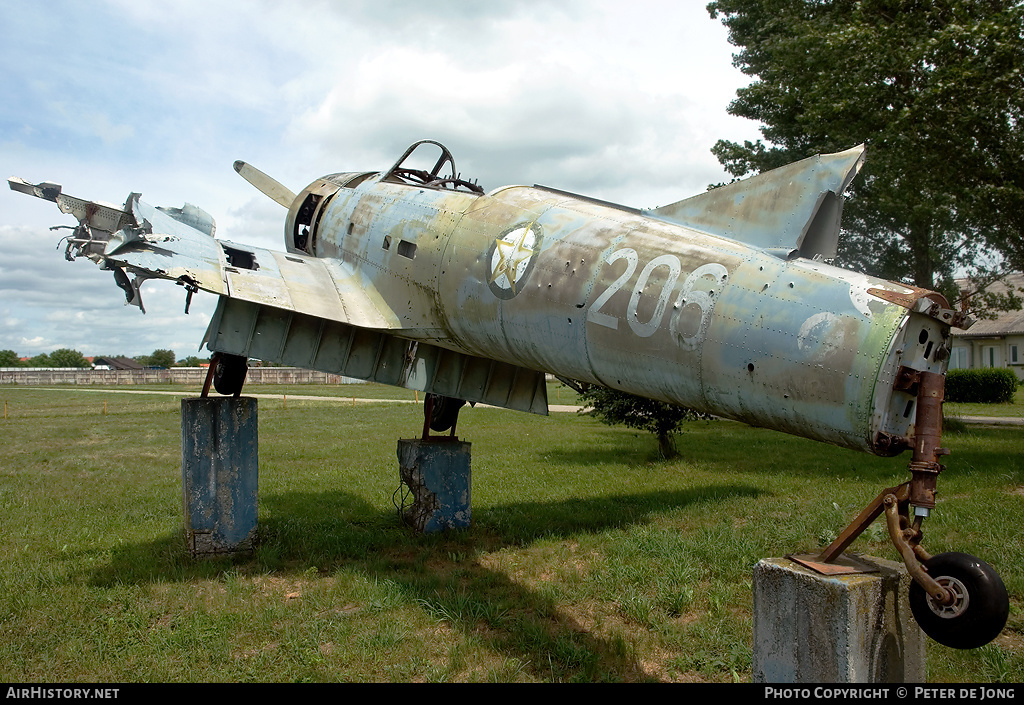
[753,555,925,683]
[181,397,258,555]
[397,439,471,532]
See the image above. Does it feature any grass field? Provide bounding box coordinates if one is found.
[0,384,1021,682]
[946,385,1024,419]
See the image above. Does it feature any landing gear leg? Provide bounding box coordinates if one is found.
[814,369,1008,648]
[423,394,465,438]
[204,352,248,397]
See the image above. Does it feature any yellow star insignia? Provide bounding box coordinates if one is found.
[490,224,538,295]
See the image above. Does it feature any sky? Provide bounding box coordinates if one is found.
[0,0,763,360]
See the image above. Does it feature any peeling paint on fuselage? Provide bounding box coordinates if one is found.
[305,175,940,455]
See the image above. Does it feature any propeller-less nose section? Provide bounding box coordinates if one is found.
[232,159,351,256]
[226,147,477,432]
[233,159,338,255]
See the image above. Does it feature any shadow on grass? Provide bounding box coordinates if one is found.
[940,426,1024,474]
[546,422,904,482]
[81,483,761,682]
[473,484,763,541]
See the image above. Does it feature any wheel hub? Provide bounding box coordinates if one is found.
[927,575,970,619]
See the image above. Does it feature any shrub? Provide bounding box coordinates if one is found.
[577,385,713,459]
[945,368,1018,404]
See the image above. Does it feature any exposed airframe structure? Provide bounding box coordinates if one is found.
[9,139,1008,649]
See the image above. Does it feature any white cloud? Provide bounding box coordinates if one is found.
[278,1,759,205]
[85,113,136,147]
[19,337,47,349]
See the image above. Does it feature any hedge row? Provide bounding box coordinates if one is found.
[945,368,1019,404]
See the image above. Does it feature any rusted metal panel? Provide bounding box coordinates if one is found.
[786,553,881,576]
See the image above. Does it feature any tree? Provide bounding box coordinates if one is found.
[176,355,209,367]
[25,354,51,367]
[707,1,1024,299]
[48,348,90,368]
[138,349,176,368]
[578,385,713,459]
[0,350,20,367]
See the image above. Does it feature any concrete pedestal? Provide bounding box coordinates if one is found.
[181,397,258,555]
[397,439,471,532]
[753,555,925,683]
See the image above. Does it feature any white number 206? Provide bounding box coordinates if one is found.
[586,248,728,350]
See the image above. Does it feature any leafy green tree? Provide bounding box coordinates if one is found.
[578,385,713,459]
[138,349,176,368]
[26,353,51,367]
[48,348,90,368]
[176,355,209,367]
[0,350,21,367]
[707,0,1024,299]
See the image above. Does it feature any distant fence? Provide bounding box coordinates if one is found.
[0,368,364,386]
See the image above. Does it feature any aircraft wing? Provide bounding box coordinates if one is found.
[9,179,401,331]
[8,176,549,416]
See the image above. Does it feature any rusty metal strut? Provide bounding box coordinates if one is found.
[814,367,954,606]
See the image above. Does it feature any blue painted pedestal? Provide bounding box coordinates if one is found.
[397,439,471,532]
[181,397,259,554]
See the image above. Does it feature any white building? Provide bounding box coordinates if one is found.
[950,273,1024,381]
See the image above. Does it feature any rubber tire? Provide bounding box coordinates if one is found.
[909,552,1009,649]
[428,394,465,432]
[213,354,248,396]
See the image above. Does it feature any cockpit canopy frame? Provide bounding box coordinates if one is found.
[381,139,483,194]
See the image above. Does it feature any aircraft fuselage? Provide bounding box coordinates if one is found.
[287,168,950,456]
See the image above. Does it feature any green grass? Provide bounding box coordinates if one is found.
[946,385,1024,419]
[30,378,582,405]
[0,385,1021,682]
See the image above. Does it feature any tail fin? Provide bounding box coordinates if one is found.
[644,145,865,260]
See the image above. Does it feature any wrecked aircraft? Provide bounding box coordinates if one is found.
[9,139,1008,649]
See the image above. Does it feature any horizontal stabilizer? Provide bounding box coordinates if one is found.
[645,145,865,260]
[9,176,134,233]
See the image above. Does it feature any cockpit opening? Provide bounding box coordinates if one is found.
[382,140,484,194]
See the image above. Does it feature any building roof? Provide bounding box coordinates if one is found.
[953,273,1024,338]
[92,356,145,370]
